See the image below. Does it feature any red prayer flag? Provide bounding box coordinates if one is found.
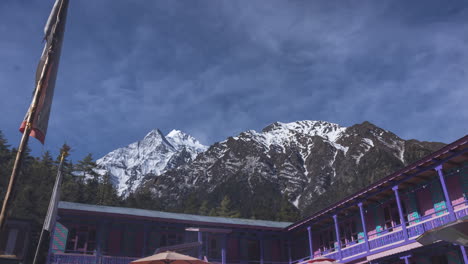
[19,0,69,144]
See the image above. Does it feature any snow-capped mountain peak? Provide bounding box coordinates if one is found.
[262,120,346,142]
[96,129,207,196]
[166,129,207,153]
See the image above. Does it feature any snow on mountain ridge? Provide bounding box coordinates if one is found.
[96,129,207,196]
[233,120,348,154]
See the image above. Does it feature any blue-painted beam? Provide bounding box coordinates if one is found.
[392,186,408,241]
[332,215,342,261]
[435,165,455,220]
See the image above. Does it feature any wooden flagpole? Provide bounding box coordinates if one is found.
[32,150,67,264]
[0,0,68,233]
[0,55,51,232]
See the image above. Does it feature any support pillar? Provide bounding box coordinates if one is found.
[142,223,149,257]
[332,215,342,261]
[260,234,264,264]
[198,231,203,260]
[287,239,292,264]
[358,202,370,252]
[399,255,411,264]
[222,235,227,264]
[96,220,105,258]
[307,226,313,259]
[392,186,408,241]
[435,165,455,219]
[460,245,468,264]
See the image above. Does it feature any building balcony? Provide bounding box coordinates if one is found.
[304,201,468,263]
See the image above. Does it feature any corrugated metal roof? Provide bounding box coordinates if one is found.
[58,201,291,229]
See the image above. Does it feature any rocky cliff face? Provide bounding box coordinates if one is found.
[144,121,444,216]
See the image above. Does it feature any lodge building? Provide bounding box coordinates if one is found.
[48,135,468,264]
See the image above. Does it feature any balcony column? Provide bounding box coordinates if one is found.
[222,235,227,264]
[435,165,455,219]
[357,203,370,252]
[392,186,408,241]
[460,246,468,264]
[307,226,313,259]
[198,231,203,259]
[142,223,149,257]
[96,220,105,257]
[332,215,342,261]
[260,233,264,264]
[399,255,411,264]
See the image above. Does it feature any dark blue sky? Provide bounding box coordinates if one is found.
[1,0,467,161]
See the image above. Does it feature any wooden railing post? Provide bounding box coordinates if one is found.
[307,226,313,259]
[392,185,408,241]
[332,215,342,261]
[435,165,456,220]
[358,202,370,252]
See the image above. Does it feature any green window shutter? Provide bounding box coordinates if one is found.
[52,222,68,253]
[371,206,383,235]
[407,192,420,223]
[431,181,447,216]
[460,165,468,201]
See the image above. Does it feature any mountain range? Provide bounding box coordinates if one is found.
[96,120,445,217]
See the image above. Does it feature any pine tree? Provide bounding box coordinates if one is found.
[276,196,300,222]
[217,195,241,218]
[75,154,100,204]
[124,186,160,211]
[0,130,11,195]
[97,172,120,206]
[209,208,217,216]
[58,144,85,203]
[198,200,210,216]
[182,193,201,214]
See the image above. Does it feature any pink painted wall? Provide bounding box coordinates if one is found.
[108,230,122,256]
[417,187,434,217]
[312,232,321,257]
[366,206,384,239]
[227,237,239,261]
[365,210,374,239]
[271,240,282,261]
[135,230,144,257]
[447,175,465,209]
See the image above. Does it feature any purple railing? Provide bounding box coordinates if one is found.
[101,256,139,264]
[340,242,366,258]
[324,251,340,260]
[456,206,468,219]
[369,229,404,249]
[51,254,98,264]
[50,254,138,264]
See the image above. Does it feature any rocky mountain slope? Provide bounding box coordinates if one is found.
[96,129,207,196]
[96,120,445,217]
[142,121,444,216]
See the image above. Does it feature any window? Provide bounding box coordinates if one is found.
[65,226,96,254]
[209,237,219,259]
[159,233,183,247]
[339,220,358,246]
[318,229,335,252]
[383,201,408,231]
